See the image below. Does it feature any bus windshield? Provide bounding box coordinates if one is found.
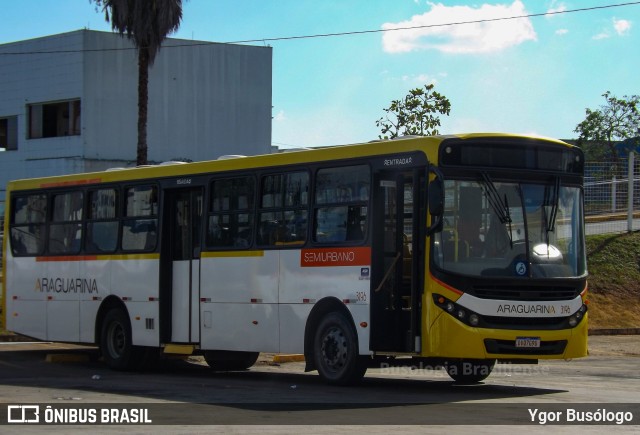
[433,177,586,278]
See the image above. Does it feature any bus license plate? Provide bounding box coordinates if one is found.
[515,337,541,348]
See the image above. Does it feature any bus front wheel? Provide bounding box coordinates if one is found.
[313,311,366,385]
[444,359,496,383]
[100,308,138,370]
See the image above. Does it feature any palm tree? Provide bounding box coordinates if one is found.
[94,0,183,165]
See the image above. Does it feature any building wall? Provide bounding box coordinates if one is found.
[0,30,273,207]
[81,31,138,163]
[81,31,272,163]
[0,32,85,191]
[146,39,273,162]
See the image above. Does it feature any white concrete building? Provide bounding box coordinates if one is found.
[0,29,273,217]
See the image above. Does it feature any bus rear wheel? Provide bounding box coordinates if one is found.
[100,308,140,370]
[313,311,366,385]
[444,359,496,383]
[204,350,260,371]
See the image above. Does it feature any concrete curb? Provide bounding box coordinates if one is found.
[0,333,32,342]
[272,354,305,363]
[585,212,640,223]
[588,328,640,336]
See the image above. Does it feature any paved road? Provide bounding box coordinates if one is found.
[0,337,638,434]
[586,218,640,235]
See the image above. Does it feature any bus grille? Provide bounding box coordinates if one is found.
[484,339,567,355]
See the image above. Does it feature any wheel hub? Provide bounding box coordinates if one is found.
[107,322,126,358]
[321,326,347,369]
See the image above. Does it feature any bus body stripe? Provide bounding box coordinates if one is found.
[40,178,102,188]
[431,275,464,295]
[201,251,265,258]
[35,253,160,262]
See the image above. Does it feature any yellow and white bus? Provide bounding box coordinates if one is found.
[1,134,588,384]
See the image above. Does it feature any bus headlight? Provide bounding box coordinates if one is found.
[568,316,578,327]
[433,294,482,328]
[567,304,588,328]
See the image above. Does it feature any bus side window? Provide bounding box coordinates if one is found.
[313,165,369,244]
[314,207,347,242]
[49,191,83,255]
[257,172,308,247]
[86,221,118,252]
[346,206,365,241]
[86,188,119,253]
[10,194,47,256]
[122,185,158,252]
[207,177,255,249]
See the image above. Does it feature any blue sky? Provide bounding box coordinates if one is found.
[1,0,638,148]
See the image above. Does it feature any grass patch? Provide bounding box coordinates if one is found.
[586,231,640,328]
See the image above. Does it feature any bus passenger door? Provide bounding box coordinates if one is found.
[370,169,423,352]
[162,188,203,344]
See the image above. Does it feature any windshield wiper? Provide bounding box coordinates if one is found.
[541,177,561,250]
[546,177,560,233]
[479,172,513,249]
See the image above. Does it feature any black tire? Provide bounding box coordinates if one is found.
[313,311,367,385]
[445,359,495,383]
[204,350,260,371]
[100,308,140,370]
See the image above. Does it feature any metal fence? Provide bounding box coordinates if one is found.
[584,152,640,234]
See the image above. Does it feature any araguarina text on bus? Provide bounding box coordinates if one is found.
[35,277,99,294]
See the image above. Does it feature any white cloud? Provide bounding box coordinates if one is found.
[273,110,287,122]
[381,0,537,54]
[546,1,567,18]
[614,18,632,36]
[593,18,632,40]
[592,32,609,40]
[555,28,569,36]
[273,106,371,148]
[402,73,436,84]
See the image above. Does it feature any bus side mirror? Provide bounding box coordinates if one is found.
[427,168,444,235]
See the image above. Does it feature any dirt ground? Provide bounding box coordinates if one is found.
[586,334,640,357]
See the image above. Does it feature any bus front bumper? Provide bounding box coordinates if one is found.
[424,310,589,361]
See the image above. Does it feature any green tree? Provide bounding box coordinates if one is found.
[574,91,640,163]
[376,84,451,139]
[94,0,184,165]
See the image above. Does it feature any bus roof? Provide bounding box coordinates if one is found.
[6,133,572,191]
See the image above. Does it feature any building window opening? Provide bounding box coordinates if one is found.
[28,100,81,139]
[0,116,18,150]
